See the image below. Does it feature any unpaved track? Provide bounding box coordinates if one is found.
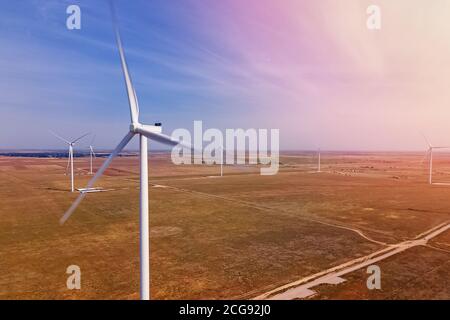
[153,183,391,246]
[253,221,450,300]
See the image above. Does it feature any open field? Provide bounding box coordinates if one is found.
[0,151,449,299]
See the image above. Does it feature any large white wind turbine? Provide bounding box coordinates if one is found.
[422,134,449,184]
[50,131,90,192]
[60,2,193,300]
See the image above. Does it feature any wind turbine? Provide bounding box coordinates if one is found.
[60,2,193,300]
[50,131,90,192]
[422,134,449,184]
[88,135,96,175]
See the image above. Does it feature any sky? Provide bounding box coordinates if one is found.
[1,0,450,151]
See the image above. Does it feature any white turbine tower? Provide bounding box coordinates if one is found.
[50,131,90,192]
[422,134,449,185]
[60,2,193,300]
[89,135,96,175]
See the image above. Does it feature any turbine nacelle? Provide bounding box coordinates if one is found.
[129,123,162,135]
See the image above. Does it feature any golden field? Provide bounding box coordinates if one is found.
[0,152,448,299]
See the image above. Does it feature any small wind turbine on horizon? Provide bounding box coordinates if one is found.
[88,135,96,175]
[50,131,90,192]
[59,1,194,300]
[421,134,450,185]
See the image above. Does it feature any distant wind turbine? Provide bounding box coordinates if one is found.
[88,135,96,175]
[59,1,194,300]
[422,134,449,185]
[50,131,90,192]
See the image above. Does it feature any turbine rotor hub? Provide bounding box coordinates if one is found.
[130,123,140,133]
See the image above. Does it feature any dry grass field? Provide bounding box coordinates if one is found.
[0,151,449,299]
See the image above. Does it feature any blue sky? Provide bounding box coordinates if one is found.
[0,0,272,150]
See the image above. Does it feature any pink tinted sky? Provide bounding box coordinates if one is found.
[192,0,450,150]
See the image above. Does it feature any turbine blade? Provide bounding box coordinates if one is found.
[60,131,135,225]
[49,130,70,145]
[420,132,432,148]
[109,0,139,124]
[72,132,91,144]
[133,88,140,116]
[137,127,193,150]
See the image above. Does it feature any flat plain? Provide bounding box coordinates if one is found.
[0,151,449,299]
